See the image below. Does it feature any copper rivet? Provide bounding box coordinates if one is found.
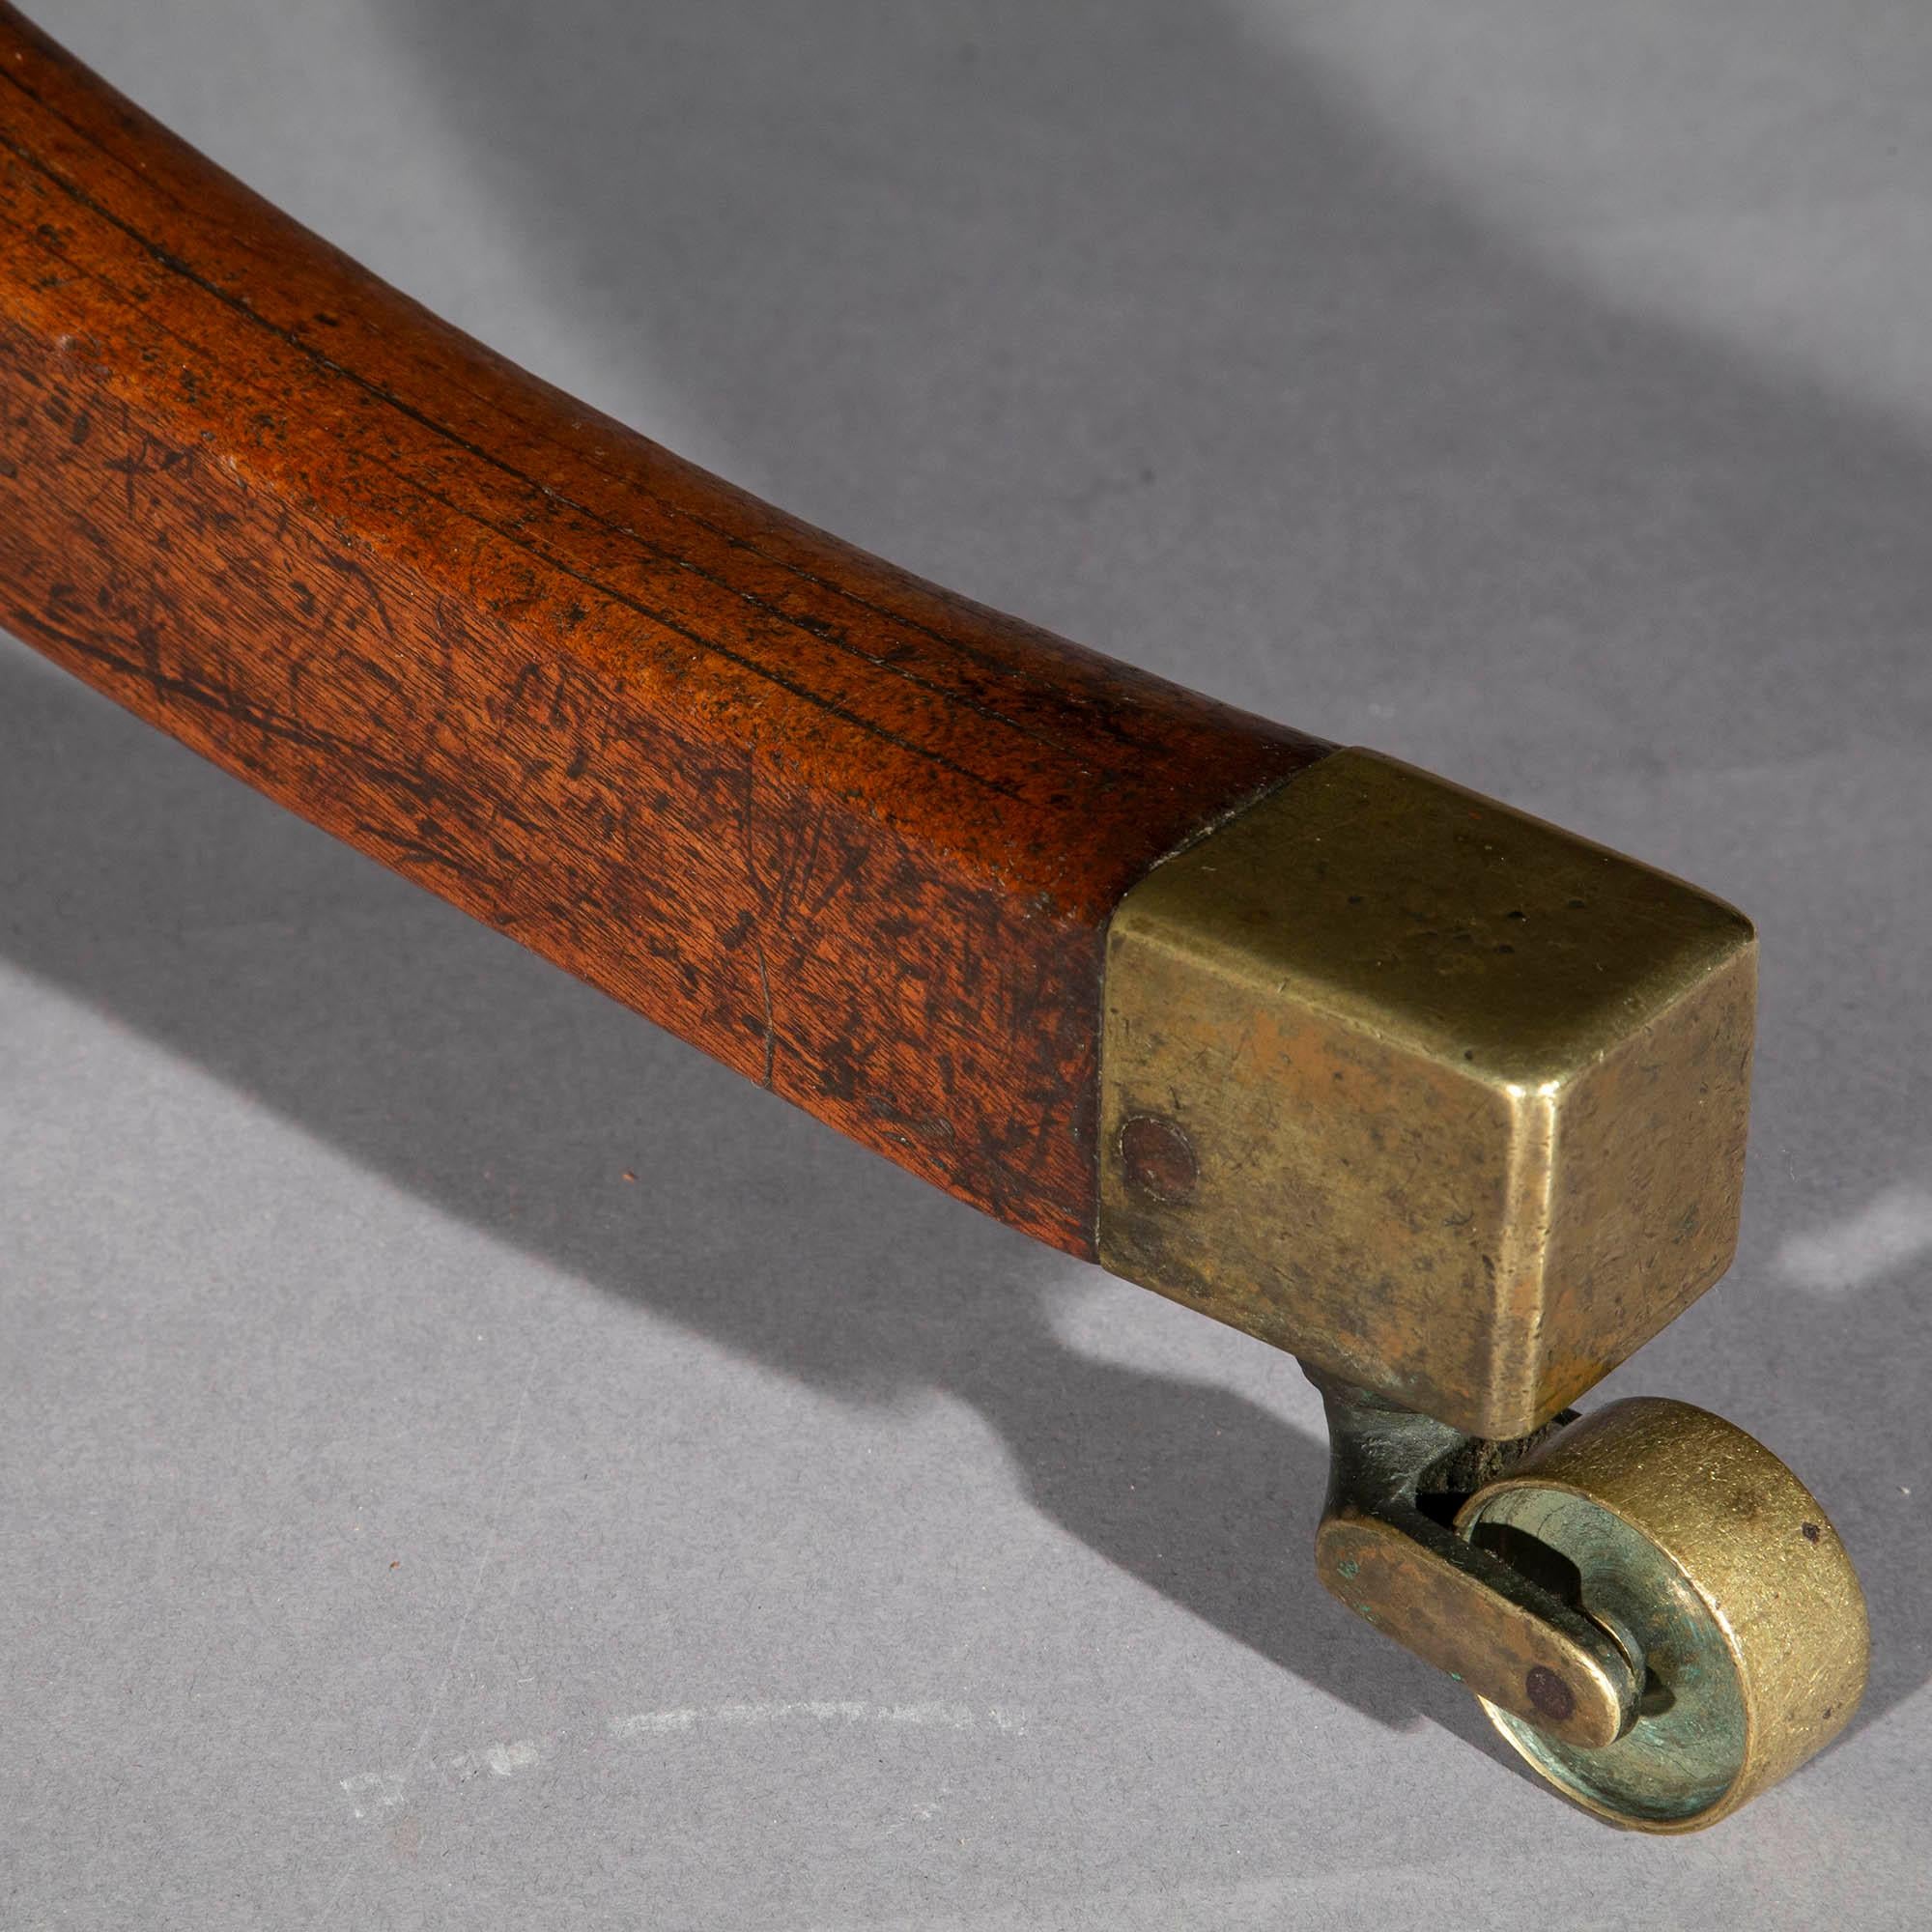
[1525,1665,1576,1723]
[1119,1114,1198,1204]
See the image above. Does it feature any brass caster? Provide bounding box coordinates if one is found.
[1309,1376,1869,1830]
[1457,1398,1869,1831]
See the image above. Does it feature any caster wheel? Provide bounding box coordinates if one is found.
[1456,1398,1869,1832]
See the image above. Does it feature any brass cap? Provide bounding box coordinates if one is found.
[1098,749,1756,1436]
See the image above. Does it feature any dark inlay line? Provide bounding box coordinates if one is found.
[0,156,1028,802]
[0,66,1117,778]
[0,42,1157,745]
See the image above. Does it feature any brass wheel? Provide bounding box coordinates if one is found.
[1455,1398,1869,1832]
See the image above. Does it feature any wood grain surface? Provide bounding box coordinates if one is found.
[0,4,1326,1253]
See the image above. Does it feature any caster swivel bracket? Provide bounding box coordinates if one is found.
[1304,1372,1868,1830]
[1307,1371,1639,1750]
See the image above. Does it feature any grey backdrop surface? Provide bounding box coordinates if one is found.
[2,2,1928,1926]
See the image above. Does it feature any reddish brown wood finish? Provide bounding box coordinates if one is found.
[0,6,1326,1254]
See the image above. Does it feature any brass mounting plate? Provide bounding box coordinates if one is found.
[1097,749,1755,1437]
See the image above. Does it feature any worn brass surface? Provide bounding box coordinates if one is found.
[1098,749,1757,1436]
[1316,1511,1635,1747]
[1458,1399,1870,1831]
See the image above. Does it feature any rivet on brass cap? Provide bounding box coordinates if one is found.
[1117,1114,1198,1205]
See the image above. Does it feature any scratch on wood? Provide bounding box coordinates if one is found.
[751,932,776,1091]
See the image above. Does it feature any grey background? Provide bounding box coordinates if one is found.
[2,1,1928,1925]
